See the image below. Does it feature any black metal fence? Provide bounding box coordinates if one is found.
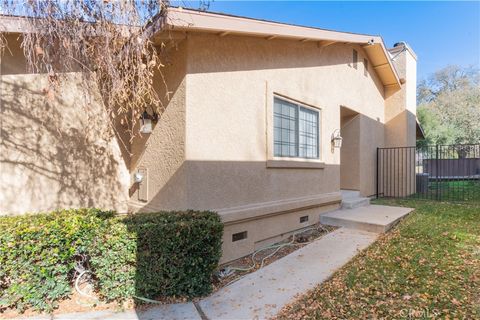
[376,144,480,202]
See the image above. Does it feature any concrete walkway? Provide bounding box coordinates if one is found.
[199,228,378,319]
[14,303,201,320]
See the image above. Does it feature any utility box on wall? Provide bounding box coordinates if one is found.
[137,167,148,202]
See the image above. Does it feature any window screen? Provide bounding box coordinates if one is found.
[364,58,369,76]
[274,97,319,159]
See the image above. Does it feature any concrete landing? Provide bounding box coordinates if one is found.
[198,228,378,320]
[320,204,413,233]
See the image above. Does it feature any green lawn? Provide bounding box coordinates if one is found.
[410,179,480,202]
[276,199,480,319]
[431,180,480,201]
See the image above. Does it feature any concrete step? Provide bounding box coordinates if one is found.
[340,190,360,200]
[320,205,414,233]
[342,197,370,209]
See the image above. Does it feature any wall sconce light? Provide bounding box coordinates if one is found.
[140,108,159,134]
[134,172,144,183]
[331,129,343,148]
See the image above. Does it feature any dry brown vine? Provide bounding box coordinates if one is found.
[0,32,6,57]
[1,0,170,149]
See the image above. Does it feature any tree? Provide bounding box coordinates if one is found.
[417,65,480,147]
[0,0,169,145]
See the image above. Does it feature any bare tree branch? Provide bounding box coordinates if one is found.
[1,0,170,145]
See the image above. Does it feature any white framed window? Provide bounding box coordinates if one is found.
[273,97,320,159]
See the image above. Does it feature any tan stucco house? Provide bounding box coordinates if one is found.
[0,8,420,262]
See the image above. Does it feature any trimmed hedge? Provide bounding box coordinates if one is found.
[0,209,113,312]
[0,209,223,312]
[91,210,224,301]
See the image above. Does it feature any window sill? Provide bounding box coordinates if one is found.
[266,160,326,169]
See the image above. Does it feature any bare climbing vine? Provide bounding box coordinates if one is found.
[0,32,7,63]
[0,0,170,146]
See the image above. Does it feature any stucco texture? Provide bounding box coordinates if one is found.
[0,35,130,215]
[385,47,417,147]
[180,33,387,208]
[129,39,188,212]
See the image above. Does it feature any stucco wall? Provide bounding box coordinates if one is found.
[383,46,417,196]
[220,202,339,263]
[385,47,417,147]
[181,33,387,210]
[130,40,188,212]
[358,114,385,196]
[340,115,360,190]
[340,113,385,196]
[2,31,415,216]
[0,34,130,215]
[125,32,391,262]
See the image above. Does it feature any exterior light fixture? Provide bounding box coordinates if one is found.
[331,129,343,148]
[140,108,159,134]
[134,172,143,183]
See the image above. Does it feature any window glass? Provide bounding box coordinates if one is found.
[274,98,298,157]
[273,97,319,159]
[299,107,319,158]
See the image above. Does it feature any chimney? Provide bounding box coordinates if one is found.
[384,42,418,147]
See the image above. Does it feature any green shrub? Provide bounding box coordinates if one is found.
[90,210,223,301]
[0,209,223,312]
[0,209,113,312]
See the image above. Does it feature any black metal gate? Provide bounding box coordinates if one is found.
[376,144,480,202]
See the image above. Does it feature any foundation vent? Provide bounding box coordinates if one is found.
[232,231,248,242]
[300,216,309,223]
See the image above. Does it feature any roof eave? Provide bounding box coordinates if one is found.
[0,8,403,92]
[165,7,402,90]
[0,15,30,33]
[416,118,426,140]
